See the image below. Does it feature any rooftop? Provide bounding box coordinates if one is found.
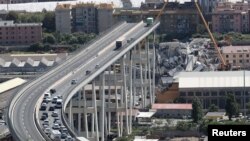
[178,71,250,88]
[222,46,250,54]
[136,112,155,118]
[0,78,27,94]
[0,21,42,27]
[152,103,192,110]
[205,112,226,117]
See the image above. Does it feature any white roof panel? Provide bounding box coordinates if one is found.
[0,78,27,94]
[178,71,247,88]
[136,112,155,118]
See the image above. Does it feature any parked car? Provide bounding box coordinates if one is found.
[71,79,77,85]
[61,132,68,139]
[52,123,60,130]
[50,89,56,94]
[49,106,55,111]
[40,103,47,111]
[40,115,47,120]
[44,127,51,135]
[86,70,91,75]
[52,111,59,117]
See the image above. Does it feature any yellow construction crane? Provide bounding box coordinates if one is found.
[194,0,230,70]
[156,0,169,21]
[148,0,230,70]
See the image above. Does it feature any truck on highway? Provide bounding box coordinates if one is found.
[50,130,61,141]
[114,37,125,50]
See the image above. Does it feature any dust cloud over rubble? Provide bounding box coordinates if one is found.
[156,38,220,77]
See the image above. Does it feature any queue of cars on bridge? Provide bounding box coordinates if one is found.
[40,90,74,141]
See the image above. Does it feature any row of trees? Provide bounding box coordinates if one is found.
[6,11,55,32]
[43,32,96,45]
[191,93,241,123]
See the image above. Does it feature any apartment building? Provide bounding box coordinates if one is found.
[212,1,250,33]
[114,2,199,35]
[55,4,71,34]
[0,0,37,4]
[0,21,42,45]
[97,3,114,33]
[222,46,250,69]
[71,3,98,34]
[212,10,249,33]
[55,3,114,34]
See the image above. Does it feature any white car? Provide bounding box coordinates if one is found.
[44,92,51,98]
[52,123,60,130]
[44,127,51,135]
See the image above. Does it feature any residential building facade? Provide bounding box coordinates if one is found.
[222,46,250,69]
[114,2,199,35]
[0,0,37,4]
[212,1,250,33]
[97,3,114,33]
[212,10,249,33]
[71,3,98,34]
[55,4,71,34]
[0,21,42,45]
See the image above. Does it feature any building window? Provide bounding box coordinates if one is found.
[226,55,229,58]
[203,92,209,96]
[239,54,242,58]
[239,60,242,63]
[219,91,225,96]
[180,92,186,96]
[247,54,249,58]
[188,92,194,96]
[235,91,241,96]
[196,92,202,96]
[233,60,236,63]
[247,60,249,63]
[211,91,217,96]
[233,55,236,58]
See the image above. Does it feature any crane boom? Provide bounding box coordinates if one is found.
[156,0,168,21]
[194,1,227,69]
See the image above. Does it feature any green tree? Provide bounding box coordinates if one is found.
[196,24,206,34]
[29,43,43,52]
[42,12,55,32]
[246,102,250,115]
[176,121,190,131]
[192,97,203,123]
[208,104,219,112]
[6,11,19,22]
[225,93,239,120]
[43,34,56,44]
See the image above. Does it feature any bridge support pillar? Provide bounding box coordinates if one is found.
[139,44,144,108]
[129,49,133,134]
[100,73,105,141]
[93,80,99,141]
[82,86,89,138]
[152,31,156,103]
[78,91,81,135]
[114,65,121,137]
[122,55,129,135]
[147,38,153,105]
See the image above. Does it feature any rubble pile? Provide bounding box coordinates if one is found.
[157,38,220,86]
